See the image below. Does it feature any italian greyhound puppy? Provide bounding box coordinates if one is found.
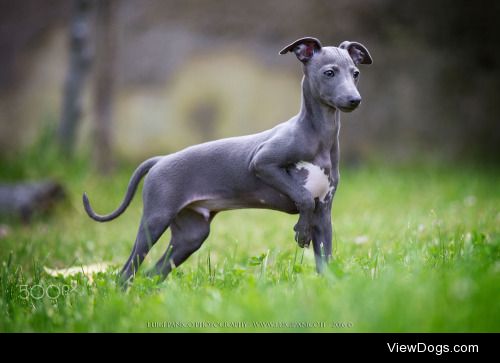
[83,37,372,285]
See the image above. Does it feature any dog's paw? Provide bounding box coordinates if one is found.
[294,221,312,248]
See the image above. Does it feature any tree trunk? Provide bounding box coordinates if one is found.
[93,0,118,174]
[58,0,93,156]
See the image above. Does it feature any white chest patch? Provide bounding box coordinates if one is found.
[295,161,333,202]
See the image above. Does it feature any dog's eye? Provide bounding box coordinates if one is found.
[324,70,335,77]
[353,71,360,79]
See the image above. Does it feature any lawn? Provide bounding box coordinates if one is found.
[0,142,499,332]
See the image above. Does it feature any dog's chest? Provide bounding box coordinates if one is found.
[293,161,333,202]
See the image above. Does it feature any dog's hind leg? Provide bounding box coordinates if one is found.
[118,211,173,285]
[148,208,212,281]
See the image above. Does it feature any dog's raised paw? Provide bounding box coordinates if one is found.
[294,222,312,248]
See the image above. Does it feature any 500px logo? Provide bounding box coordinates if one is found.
[19,283,78,300]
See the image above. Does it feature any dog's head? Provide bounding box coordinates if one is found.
[280,37,372,112]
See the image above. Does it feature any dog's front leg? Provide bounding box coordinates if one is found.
[309,129,340,271]
[312,151,338,272]
[311,201,333,273]
[251,152,315,247]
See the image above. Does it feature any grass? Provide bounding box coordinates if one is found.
[0,136,499,332]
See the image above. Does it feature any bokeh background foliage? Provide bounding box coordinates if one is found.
[1,0,499,162]
[0,0,499,332]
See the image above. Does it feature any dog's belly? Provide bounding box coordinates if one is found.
[186,162,334,218]
[188,188,298,216]
[191,198,260,211]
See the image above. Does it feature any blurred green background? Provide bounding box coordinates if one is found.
[1,0,499,163]
[0,0,499,332]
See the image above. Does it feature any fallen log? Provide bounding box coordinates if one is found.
[0,181,66,222]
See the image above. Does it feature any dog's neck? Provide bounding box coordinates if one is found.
[297,76,340,147]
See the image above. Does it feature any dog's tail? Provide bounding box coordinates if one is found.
[83,156,162,222]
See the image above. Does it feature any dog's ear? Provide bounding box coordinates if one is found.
[279,37,322,63]
[339,41,373,65]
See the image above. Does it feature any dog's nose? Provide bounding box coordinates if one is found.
[349,97,361,107]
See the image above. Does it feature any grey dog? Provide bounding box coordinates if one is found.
[83,37,372,284]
